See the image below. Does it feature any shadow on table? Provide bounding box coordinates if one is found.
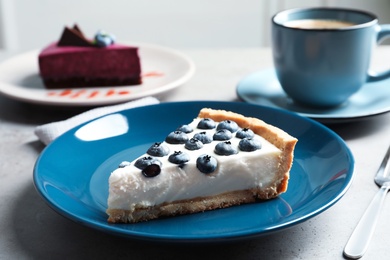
[321,113,390,141]
[0,95,93,125]
[9,180,319,260]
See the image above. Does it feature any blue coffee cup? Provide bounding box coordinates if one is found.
[272,8,390,107]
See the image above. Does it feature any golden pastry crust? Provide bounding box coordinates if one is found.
[198,108,297,194]
[107,108,298,223]
[108,188,274,223]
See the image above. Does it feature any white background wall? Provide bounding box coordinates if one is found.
[1,0,390,51]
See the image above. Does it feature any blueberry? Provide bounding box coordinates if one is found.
[213,129,232,141]
[236,128,255,139]
[197,118,216,129]
[214,141,238,156]
[239,138,262,152]
[147,142,170,157]
[142,164,161,178]
[185,138,203,150]
[118,161,131,168]
[94,30,115,47]
[217,120,239,133]
[176,124,193,133]
[196,154,218,174]
[165,131,188,144]
[134,156,162,170]
[168,151,190,165]
[193,131,213,144]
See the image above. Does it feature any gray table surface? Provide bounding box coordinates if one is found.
[1,47,390,259]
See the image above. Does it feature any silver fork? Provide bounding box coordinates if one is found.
[344,145,390,259]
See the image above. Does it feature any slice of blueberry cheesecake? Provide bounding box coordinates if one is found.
[106,108,298,223]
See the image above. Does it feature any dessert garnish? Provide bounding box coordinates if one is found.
[236,128,254,139]
[168,151,190,165]
[147,142,170,157]
[165,131,188,144]
[134,156,162,170]
[217,120,239,132]
[94,30,116,47]
[185,138,203,150]
[193,131,213,144]
[196,154,218,174]
[57,24,115,48]
[142,164,161,178]
[213,129,232,141]
[239,138,262,151]
[197,118,216,129]
[214,141,238,155]
[57,24,94,47]
[176,124,193,133]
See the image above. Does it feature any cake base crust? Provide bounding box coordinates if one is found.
[107,187,279,223]
[42,76,142,89]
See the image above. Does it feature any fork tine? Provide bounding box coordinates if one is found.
[376,145,390,179]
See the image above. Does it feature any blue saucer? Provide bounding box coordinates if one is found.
[237,69,390,123]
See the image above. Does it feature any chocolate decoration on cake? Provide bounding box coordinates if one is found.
[57,24,95,47]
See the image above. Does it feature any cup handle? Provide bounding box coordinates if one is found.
[367,24,390,82]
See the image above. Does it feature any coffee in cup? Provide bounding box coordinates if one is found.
[272,8,390,107]
[283,19,355,29]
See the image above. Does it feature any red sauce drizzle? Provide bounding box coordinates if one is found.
[59,89,72,96]
[46,88,131,99]
[71,90,87,98]
[143,71,164,77]
[118,90,131,95]
[46,70,161,99]
[106,89,116,96]
[88,91,100,98]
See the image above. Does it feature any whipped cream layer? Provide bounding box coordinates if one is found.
[108,118,282,210]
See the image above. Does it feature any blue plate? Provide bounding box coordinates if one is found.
[237,69,390,123]
[33,101,354,242]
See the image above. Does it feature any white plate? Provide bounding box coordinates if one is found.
[0,42,195,106]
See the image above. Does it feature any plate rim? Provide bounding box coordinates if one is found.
[236,68,390,122]
[0,42,195,107]
[33,101,355,242]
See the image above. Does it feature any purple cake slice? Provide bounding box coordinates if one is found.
[38,25,142,89]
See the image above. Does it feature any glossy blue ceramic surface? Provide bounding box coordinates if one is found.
[237,69,390,123]
[33,101,354,242]
[272,8,390,107]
